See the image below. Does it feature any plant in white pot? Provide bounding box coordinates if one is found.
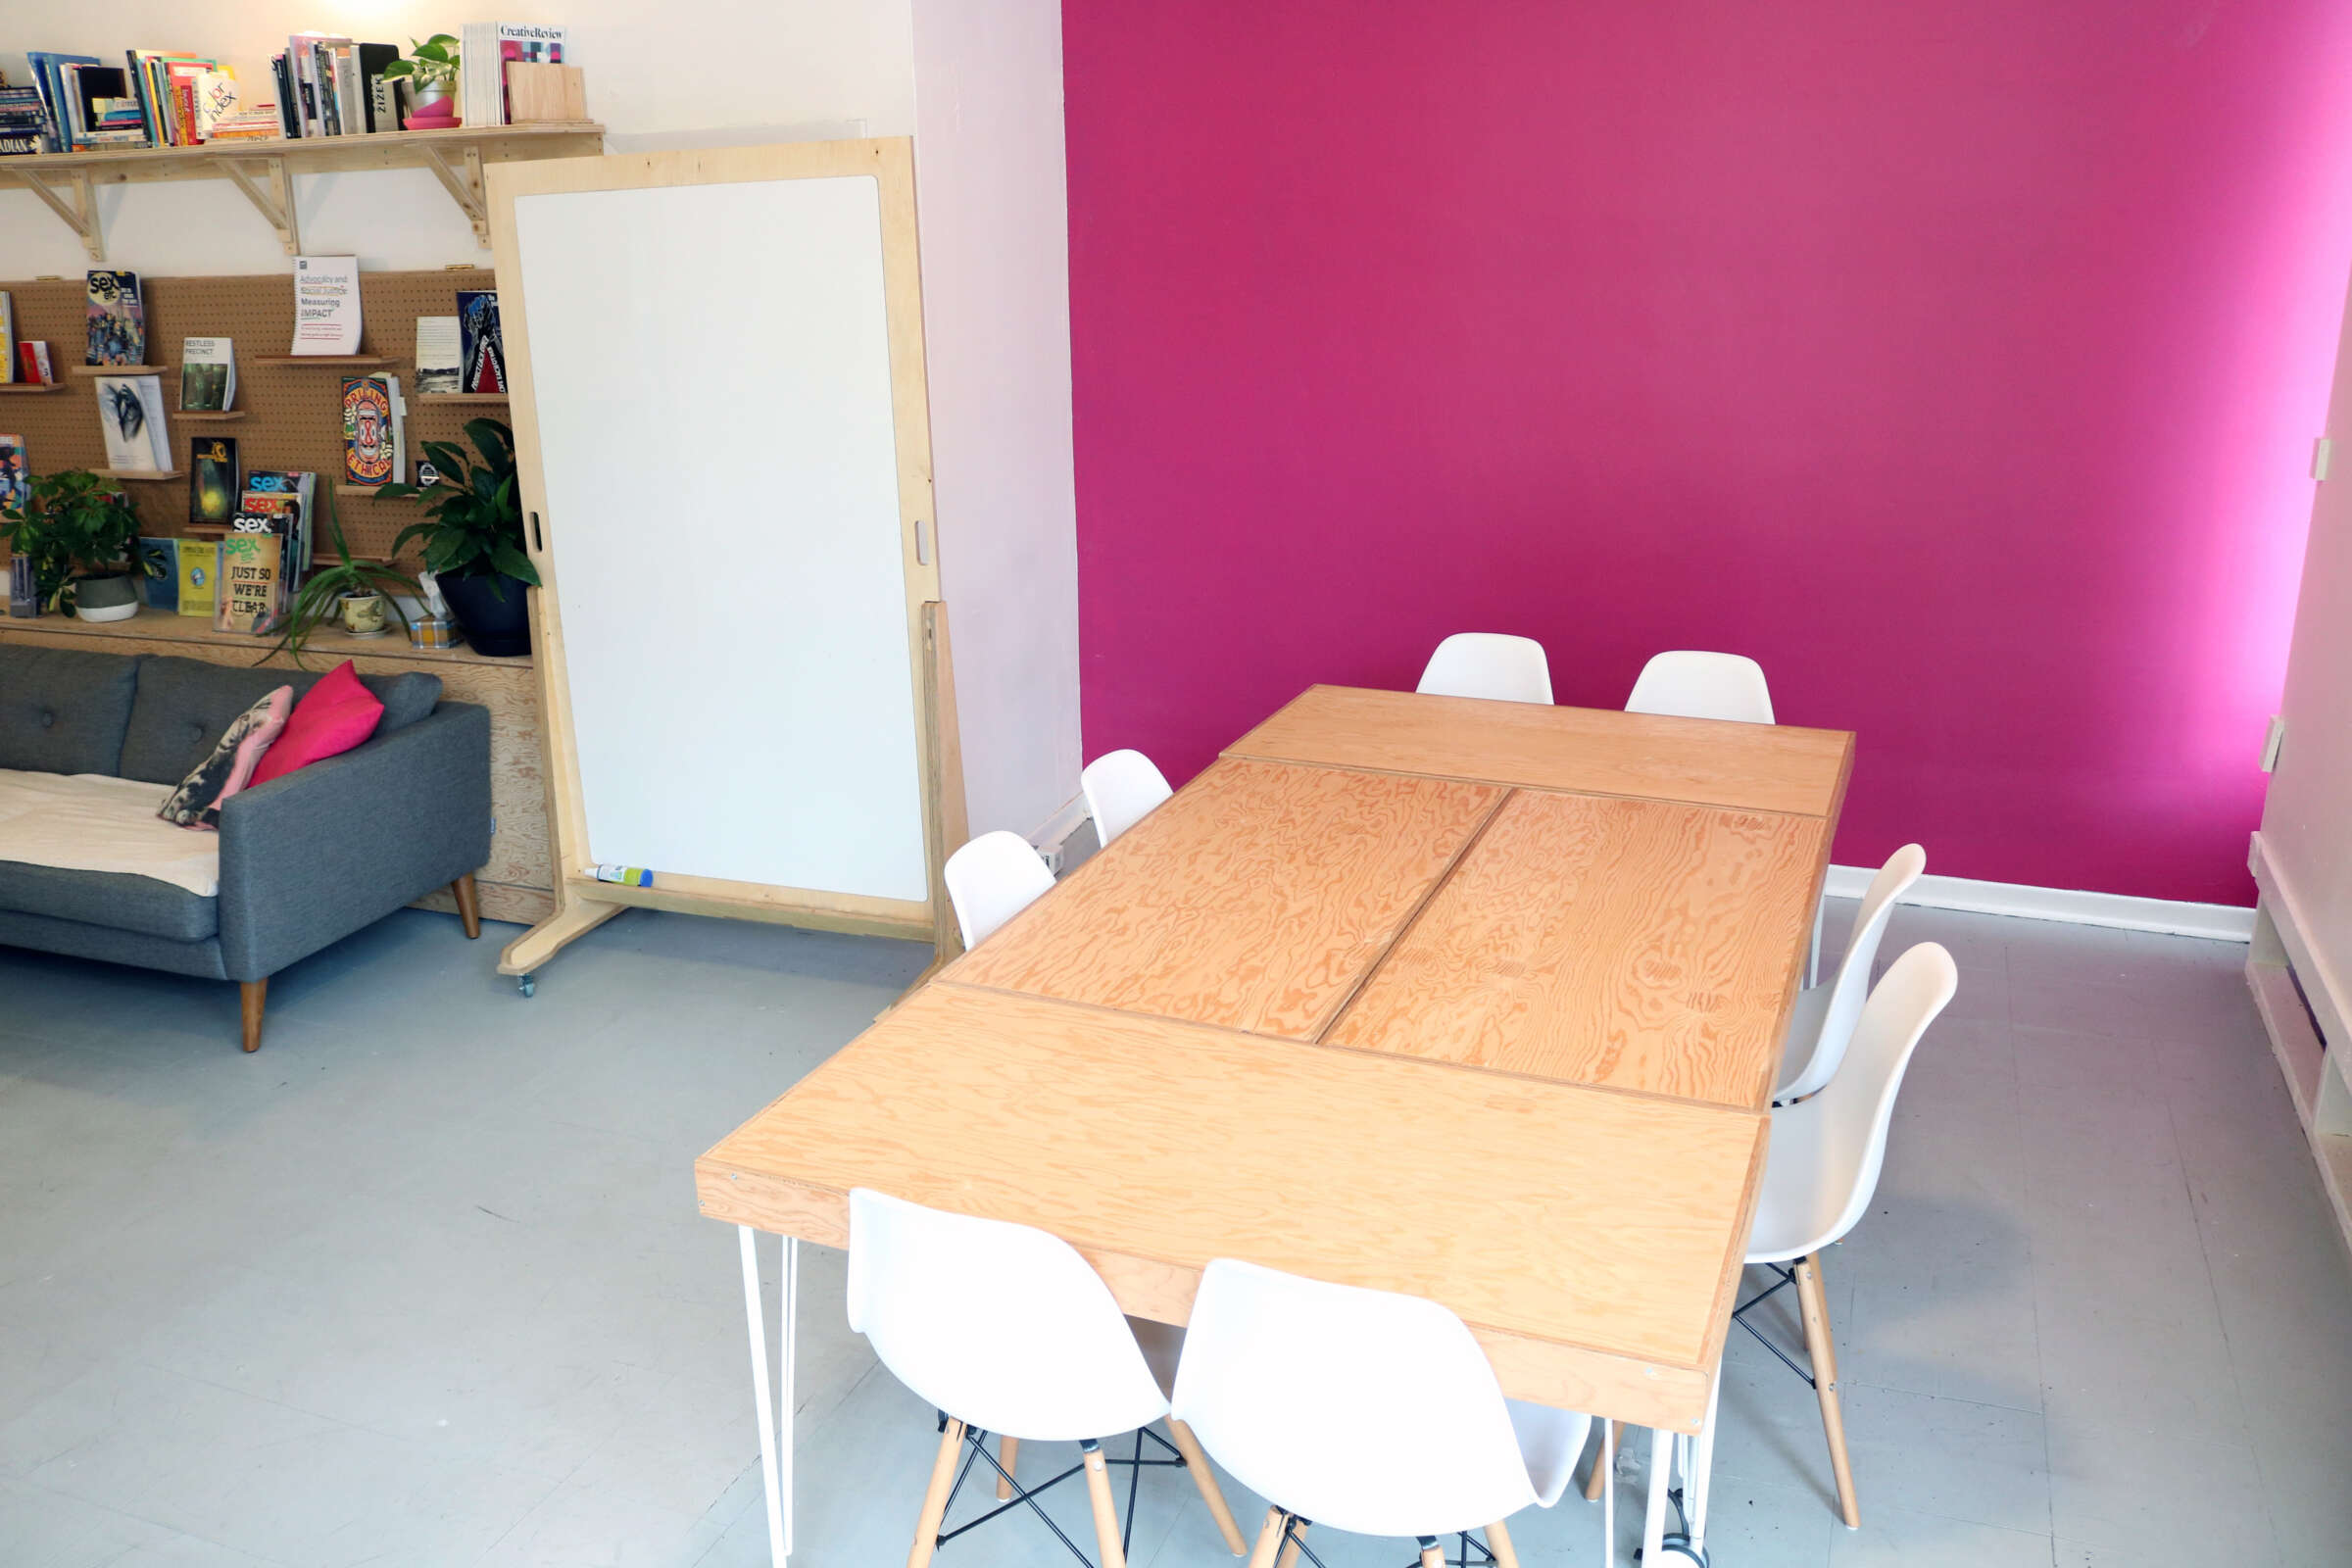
[0,468,144,620]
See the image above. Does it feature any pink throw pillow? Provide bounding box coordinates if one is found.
[159,685,293,830]
[249,661,385,786]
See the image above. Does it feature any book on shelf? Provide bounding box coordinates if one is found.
[0,434,27,517]
[189,435,241,528]
[179,337,236,411]
[215,529,284,634]
[459,24,569,129]
[18,343,55,385]
[243,470,317,573]
[458,290,506,395]
[291,255,363,355]
[0,84,51,155]
[93,374,170,472]
[0,292,13,382]
[414,316,463,394]
[176,538,218,618]
[135,536,180,610]
[341,375,406,485]
[23,54,98,153]
[86,270,145,367]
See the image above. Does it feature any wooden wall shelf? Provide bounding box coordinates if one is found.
[416,393,509,404]
[71,365,167,377]
[175,410,247,421]
[0,383,65,394]
[2,122,606,262]
[106,468,184,481]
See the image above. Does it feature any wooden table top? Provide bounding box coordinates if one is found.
[1227,684,1851,817]
[697,984,1764,1429]
[699,686,1851,1434]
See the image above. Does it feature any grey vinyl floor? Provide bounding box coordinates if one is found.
[1,893,2347,1567]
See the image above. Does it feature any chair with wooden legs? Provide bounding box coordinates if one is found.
[1416,633,1554,705]
[1081,749,1174,848]
[1774,845,1924,1103]
[1623,651,1775,724]
[1734,941,1957,1527]
[846,1188,1249,1568]
[943,830,1055,949]
[1171,1257,1599,1568]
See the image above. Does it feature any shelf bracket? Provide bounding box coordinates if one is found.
[16,169,103,262]
[419,143,492,248]
[218,156,301,255]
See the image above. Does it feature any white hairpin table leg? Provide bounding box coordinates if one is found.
[1640,1425,1673,1563]
[740,1227,799,1563]
[1685,1366,1721,1556]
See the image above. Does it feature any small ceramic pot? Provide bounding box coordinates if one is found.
[338,591,389,636]
[73,570,141,623]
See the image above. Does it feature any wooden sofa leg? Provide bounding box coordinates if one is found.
[452,873,482,940]
[240,978,268,1054]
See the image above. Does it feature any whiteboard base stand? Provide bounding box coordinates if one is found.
[496,600,969,989]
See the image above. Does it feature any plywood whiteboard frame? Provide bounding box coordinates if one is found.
[482,139,965,978]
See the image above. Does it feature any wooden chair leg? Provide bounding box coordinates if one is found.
[1793,1251,1860,1528]
[1246,1508,1287,1568]
[1582,1419,1617,1500]
[1081,1440,1128,1568]
[1273,1519,1308,1568]
[239,978,267,1053]
[1166,1418,1248,1555]
[906,1416,965,1568]
[451,872,482,939]
[1417,1541,1446,1568]
[1484,1518,1521,1568]
[995,1434,1018,1500]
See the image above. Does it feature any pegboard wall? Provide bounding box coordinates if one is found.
[1,267,506,564]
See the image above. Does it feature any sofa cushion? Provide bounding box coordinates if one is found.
[118,657,441,785]
[250,662,382,786]
[0,859,218,941]
[0,646,142,776]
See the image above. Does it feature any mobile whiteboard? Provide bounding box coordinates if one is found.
[487,140,960,979]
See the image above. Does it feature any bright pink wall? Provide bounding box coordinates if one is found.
[1064,1,2352,905]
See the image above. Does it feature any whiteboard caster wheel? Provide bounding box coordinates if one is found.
[516,973,536,998]
[1655,1536,1707,1566]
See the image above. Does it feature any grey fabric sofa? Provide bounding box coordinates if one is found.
[0,645,493,1051]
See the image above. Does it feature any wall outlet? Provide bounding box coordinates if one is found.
[2262,714,2287,773]
[1036,840,1066,876]
[2316,437,2334,482]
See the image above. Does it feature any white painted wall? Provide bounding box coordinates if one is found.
[907,0,1082,839]
[0,0,1083,846]
[0,0,915,273]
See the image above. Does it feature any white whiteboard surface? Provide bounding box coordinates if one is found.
[512,175,928,901]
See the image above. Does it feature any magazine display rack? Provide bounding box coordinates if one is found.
[3,123,604,262]
[0,265,508,559]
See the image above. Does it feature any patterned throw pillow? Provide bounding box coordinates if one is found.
[159,685,293,831]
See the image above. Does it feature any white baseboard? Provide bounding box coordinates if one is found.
[1822,864,2255,942]
[1028,792,1090,855]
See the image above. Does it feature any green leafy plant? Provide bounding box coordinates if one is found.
[381,418,539,598]
[378,34,461,88]
[259,490,419,668]
[0,468,140,613]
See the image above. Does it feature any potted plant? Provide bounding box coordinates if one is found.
[0,469,143,620]
[260,490,419,667]
[379,35,461,128]
[380,418,539,657]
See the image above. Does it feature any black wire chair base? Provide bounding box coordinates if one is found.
[1729,1262,1816,1389]
[928,1416,1189,1567]
[1261,1512,1505,1568]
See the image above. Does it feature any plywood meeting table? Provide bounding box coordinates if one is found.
[697,683,1853,1565]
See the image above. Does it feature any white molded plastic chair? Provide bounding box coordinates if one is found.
[847,1189,1248,1568]
[1081,750,1173,849]
[1624,651,1775,723]
[1416,633,1554,705]
[943,830,1054,949]
[1775,845,1926,1103]
[1736,942,1958,1529]
[1172,1256,1597,1568]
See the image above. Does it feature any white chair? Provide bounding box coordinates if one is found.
[1624,651,1775,723]
[1416,633,1554,705]
[1172,1256,1597,1568]
[1775,845,1926,1103]
[1082,750,1173,848]
[847,1189,1249,1568]
[943,830,1054,948]
[1734,942,1959,1529]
